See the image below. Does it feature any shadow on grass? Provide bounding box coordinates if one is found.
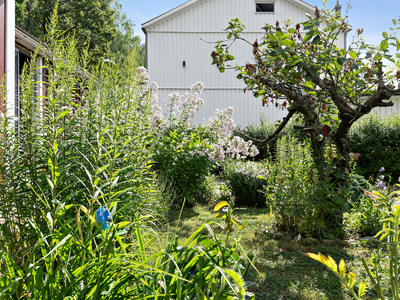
[247,238,363,300]
[167,207,201,222]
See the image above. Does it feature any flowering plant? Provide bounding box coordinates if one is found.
[140,71,258,204]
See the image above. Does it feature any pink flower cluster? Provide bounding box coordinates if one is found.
[165,87,204,128]
[135,67,259,161]
[193,107,259,161]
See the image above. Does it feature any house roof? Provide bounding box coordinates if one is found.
[142,0,315,30]
[15,26,51,57]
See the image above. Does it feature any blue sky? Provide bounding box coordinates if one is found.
[120,0,400,47]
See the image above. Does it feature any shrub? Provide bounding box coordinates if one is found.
[343,173,384,237]
[267,135,318,234]
[223,159,268,207]
[349,113,400,180]
[348,173,369,205]
[232,114,305,161]
[150,85,259,205]
[308,188,400,300]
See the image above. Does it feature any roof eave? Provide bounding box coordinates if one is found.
[142,0,204,29]
[142,0,315,30]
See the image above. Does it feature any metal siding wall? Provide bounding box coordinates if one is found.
[156,87,287,126]
[145,0,348,126]
[372,97,400,117]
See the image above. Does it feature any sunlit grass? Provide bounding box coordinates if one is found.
[157,205,386,300]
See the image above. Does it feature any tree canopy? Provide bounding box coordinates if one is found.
[212,2,400,163]
[16,0,144,66]
[211,1,400,235]
[109,2,145,66]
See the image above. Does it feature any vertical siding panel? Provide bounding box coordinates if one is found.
[144,0,341,126]
[208,0,213,34]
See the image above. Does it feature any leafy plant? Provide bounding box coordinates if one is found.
[151,86,259,205]
[305,252,367,300]
[308,187,400,300]
[223,159,267,207]
[267,135,320,235]
[349,113,400,181]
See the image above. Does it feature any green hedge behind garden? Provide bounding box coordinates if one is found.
[236,113,400,182]
[348,113,400,181]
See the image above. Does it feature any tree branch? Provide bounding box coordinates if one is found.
[238,109,296,146]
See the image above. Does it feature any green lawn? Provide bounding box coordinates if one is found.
[156,205,386,300]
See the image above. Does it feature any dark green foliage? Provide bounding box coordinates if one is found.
[223,160,267,207]
[232,114,305,161]
[15,0,27,25]
[110,1,145,66]
[153,127,215,205]
[348,173,369,204]
[349,113,400,180]
[16,0,145,66]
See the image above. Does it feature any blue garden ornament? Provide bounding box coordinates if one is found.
[95,206,113,230]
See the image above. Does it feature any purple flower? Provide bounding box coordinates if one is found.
[380,175,384,180]
[380,167,385,172]
[377,181,383,188]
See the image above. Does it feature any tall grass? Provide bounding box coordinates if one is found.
[0,10,155,261]
[0,10,252,299]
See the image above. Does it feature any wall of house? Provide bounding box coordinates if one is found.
[373,96,400,116]
[144,0,348,126]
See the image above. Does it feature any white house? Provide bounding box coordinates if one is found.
[142,0,346,126]
[142,0,400,126]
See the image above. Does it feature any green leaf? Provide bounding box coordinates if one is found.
[396,37,400,51]
[303,81,314,89]
[303,31,314,43]
[281,39,294,47]
[358,282,367,298]
[309,67,318,76]
[382,31,388,39]
[312,35,321,44]
[214,213,227,219]
[348,272,356,288]
[349,50,357,60]
[379,39,389,51]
